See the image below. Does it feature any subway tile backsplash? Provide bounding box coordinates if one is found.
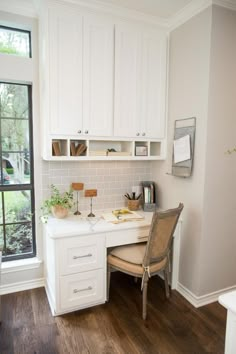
[42,161,152,212]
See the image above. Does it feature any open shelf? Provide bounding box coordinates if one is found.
[46,138,165,161]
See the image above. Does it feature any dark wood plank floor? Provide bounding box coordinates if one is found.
[0,272,226,354]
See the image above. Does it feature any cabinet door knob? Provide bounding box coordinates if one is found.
[77,130,82,134]
[142,132,146,136]
[84,130,89,134]
[136,133,140,136]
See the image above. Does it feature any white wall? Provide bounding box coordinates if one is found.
[0,10,44,290]
[199,5,236,294]
[151,7,212,295]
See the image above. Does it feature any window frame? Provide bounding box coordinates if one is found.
[0,81,36,262]
[0,25,32,58]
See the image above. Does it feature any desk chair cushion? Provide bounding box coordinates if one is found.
[108,243,167,276]
[110,243,146,264]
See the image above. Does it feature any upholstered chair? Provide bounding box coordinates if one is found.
[107,203,184,320]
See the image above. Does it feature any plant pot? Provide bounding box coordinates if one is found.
[127,199,140,211]
[51,205,69,219]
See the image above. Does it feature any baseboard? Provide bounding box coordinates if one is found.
[0,278,45,295]
[177,282,236,307]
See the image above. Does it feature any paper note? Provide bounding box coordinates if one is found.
[173,135,191,163]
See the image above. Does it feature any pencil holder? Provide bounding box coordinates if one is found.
[127,199,140,211]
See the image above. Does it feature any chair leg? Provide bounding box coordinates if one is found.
[142,277,149,320]
[164,267,170,298]
[107,264,111,302]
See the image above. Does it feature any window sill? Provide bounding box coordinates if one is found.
[1,257,42,274]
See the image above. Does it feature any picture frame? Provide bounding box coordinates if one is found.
[135,146,148,156]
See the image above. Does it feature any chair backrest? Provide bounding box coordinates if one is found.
[143,203,184,267]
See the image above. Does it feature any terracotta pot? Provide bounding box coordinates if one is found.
[127,199,140,211]
[51,205,69,219]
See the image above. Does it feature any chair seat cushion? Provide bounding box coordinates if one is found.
[108,243,167,276]
[110,243,146,264]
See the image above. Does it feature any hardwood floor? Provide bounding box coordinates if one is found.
[0,273,226,354]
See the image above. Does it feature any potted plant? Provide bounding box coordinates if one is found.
[41,184,73,222]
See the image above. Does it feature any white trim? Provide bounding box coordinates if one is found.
[46,0,168,27]
[169,0,212,31]
[1,257,42,274]
[177,281,236,308]
[0,277,44,295]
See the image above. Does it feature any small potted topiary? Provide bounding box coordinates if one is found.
[41,184,73,222]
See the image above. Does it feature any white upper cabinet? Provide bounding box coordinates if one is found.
[114,23,167,139]
[48,8,114,137]
[48,7,83,135]
[83,16,114,137]
[114,23,140,138]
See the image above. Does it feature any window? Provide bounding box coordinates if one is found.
[0,25,31,57]
[0,82,36,261]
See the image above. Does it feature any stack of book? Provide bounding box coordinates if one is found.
[107,151,131,156]
[70,142,87,156]
[89,150,107,156]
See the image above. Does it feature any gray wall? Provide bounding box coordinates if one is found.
[152,5,236,296]
[199,5,236,294]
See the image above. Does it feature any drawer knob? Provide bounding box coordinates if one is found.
[73,286,92,293]
[73,253,92,259]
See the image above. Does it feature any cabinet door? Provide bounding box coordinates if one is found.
[114,23,141,138]
[83,16,114,137]
[114,23,167,139]
[48,7,83,135]
[140,30,167,139]
[60,269,105,311]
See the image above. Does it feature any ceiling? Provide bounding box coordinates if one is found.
[97,0,199,19]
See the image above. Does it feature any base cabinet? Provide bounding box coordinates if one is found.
[43,214,181,316]
[60,269,105,311]
[44,231,106,316]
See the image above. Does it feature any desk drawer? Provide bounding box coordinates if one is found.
[60,269,105,310]
[106,226,149,248]
[59,235,105,275]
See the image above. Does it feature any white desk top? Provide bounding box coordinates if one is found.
[45,210,154,238]
[219,290,236,314]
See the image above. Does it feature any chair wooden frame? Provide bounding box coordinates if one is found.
[107,203,184,320]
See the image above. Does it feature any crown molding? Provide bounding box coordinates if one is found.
[46,0,168,27]
[1,0,236,30]
[168,0,212,31]
[0,0,37,18]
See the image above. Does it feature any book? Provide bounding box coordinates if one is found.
[70,142,76,156]
[76,143,87,156]
[107,151,131,156]
[52,141,61,156]
[89,150,107,156]
[102,209,144,224]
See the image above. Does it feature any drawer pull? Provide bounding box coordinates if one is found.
[73,286,92,293]
[73,253,92,259]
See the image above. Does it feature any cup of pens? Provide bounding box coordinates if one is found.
[124,192,141,211]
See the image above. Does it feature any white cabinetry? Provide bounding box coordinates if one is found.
[43,214,182,316]
[47,7,114,137]
[39,1,168,160]
[114,23,167,139]
[44,230,106,315]
[48,7,83,136]
[83,16,114,137]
